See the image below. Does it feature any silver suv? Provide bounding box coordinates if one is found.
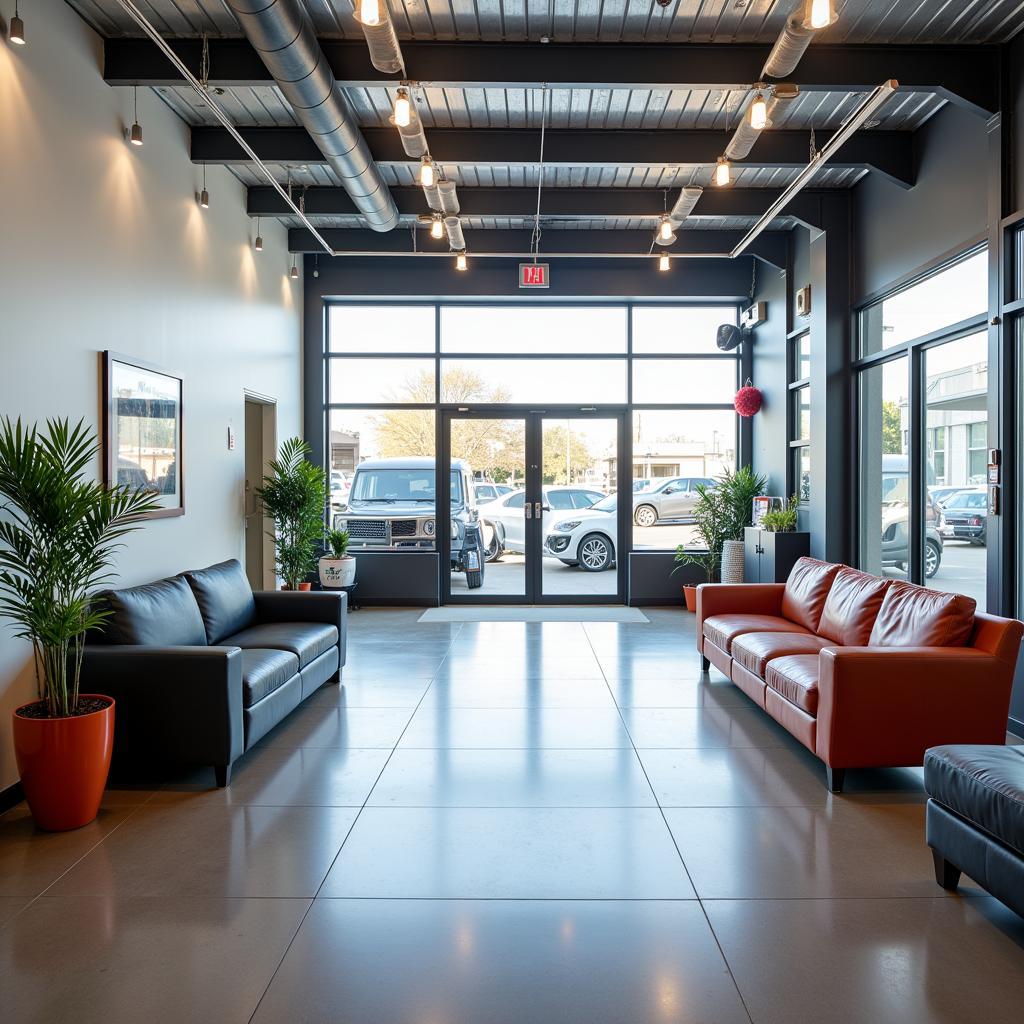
[632,477,716,527]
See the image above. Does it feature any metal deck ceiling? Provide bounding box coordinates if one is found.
[277,213,801,230]
[67,0,1024,44]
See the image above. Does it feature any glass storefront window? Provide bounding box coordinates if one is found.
[793,386,810,441]
[328,358,435,404]
[328,305,436,353]
[793,332,810,381]
[631,359,737,404]
[440,358,628,405]
[631,306,738,354]
[440,306,627,354]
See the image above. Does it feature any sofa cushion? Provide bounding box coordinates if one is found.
[184,559,257,645]
[817,568,891,646]
[703,614,809,655]
[781,557,842,633]
[765,654,821,715]
[221,622,338,669]
[731,631,832,678]
[868,580,976,648]
[96,576,207,646]
[925,745,1024,858]
[241,648,300,708]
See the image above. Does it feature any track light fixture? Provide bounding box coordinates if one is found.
[9,1,24,44]
[749,90,768,131]
[430,213,444,240]
[419,156,435,188]
[393,88,412,129]
[804,0,836,30]
[129,86,143,146]
[715,157,731,187]
[455,252,468,272]
[254,217,263,252]
[655,214,676,246]
[659,253,671,272]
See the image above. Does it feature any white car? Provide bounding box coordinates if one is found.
[478,485,605,562]
[544,493,617,572]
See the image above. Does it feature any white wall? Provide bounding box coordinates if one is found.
[0,0,303,790]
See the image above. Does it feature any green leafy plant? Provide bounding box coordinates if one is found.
[324,527,350,560]
[672,483,729,583]
[0,418,159,718]
[761,495,800,533]
[715,465,768,541]
[257,437,326,589]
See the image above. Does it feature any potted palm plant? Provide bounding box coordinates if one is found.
[715,466,767,582]
[257,437,326,590]
[0,418,158,831]
[319,527,356,588]
[672,483,728,612]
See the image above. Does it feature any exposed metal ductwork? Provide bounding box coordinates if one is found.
[225,0,399,232]
[668,186,704,227]
[437,180,461,216]
[762,12,817,79]
[444,216,466,251]
[725,86,799,162]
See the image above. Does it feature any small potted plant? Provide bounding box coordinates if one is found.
[257,437,326,591]
[761,495,800,533]
[715,466,767,583]
[319,527,356,588]
[0,417,158,831]
[672,483,727,612]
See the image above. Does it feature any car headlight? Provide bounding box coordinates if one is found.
[554,520,581,532]
[423,519,435,536]
[333,518,348,531]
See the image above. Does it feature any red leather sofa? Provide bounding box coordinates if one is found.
[696,557,1024,792]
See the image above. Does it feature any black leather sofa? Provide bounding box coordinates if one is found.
[925,744,1024,917]
[81,559,347,786]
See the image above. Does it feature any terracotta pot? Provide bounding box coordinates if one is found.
[12,695,115,831]
[297,582,312,591]
[683,585,698,613]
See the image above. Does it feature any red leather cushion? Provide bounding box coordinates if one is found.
[731,631,831,678]
[765,654,820,715]
[781,557,842,633]
[703,614,808,655]
[868,580,976,648]
[817,568,891,646]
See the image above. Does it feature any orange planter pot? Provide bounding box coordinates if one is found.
[683,586,698,612]
[12,695,115,832]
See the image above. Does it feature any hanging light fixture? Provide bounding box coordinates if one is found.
[715,157,731,187]
[254,217,263,252]
[290,257,299,280]
[129,86,144,146]
[199,165,210,208]
[357,0,381,26]
[804,0,836,29]
[430,213,444,240]
[9,1,24,44]
[749,90,768,131]
[419,156,435,188]
[393,88,412,129]
[455,252,468,272]
[659,253,671,272]
[655,214,676,246]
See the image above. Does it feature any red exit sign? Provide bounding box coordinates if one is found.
[519,263,550,289]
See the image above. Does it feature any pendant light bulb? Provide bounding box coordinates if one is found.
[393,89,412,128]
[806,0,835,29]
[129,86,143,145]
[420,157,435,188]
[749,92,768,131]
[430,214,444,240]
[455,252,468,272]
[200,189,210,208]
[656,215,676,245]
[659,253,671,272]
[715,157,731,187]
[358,0,381,26]
[290,261,299,280]
[9,3,24,44]
[254,218,263,252]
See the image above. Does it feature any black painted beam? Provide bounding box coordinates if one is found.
[105,39,998,116]
[249,184,827,229]
[194,127,913,186]
[287,226,789,268]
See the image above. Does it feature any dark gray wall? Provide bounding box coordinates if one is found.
[750,259,789,498]
[852,104,988,304]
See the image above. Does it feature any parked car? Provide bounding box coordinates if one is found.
[333,457,484,584]
[879,455,943,578]
[632,478,655,493]
[633,476,716,527]
[329,470,352,509]
[545,493,618,572]
[929,485,966,507]
[474,482,514,504]
[939,487,988,545]
[478,485,605,562]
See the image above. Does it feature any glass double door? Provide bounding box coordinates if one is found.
[441,410,626,604]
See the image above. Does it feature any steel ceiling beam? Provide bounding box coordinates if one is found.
[194,127,914,186]
[248,184,828,229]
[105,39,998,116]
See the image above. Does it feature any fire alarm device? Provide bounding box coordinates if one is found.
[796,285,811,317]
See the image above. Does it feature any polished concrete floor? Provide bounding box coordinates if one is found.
[2,608,1023,1022]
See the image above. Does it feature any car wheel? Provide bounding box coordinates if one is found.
[924,538,941,579]
[483,521,503,562]
[465,529,486,589]
[634,504,658,528]
[578,533,614,572]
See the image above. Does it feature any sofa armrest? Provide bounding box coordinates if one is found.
[815,646,1013,769]
[695,584,786,653]
[79,645,244,768]
[253,591,347,667]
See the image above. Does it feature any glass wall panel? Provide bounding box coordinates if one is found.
[329,358,435,404]
[631,410,737,552]
[631,359,736,405]
[924,332,988,605]
[441,359,627,404]
[859,356,909,580]
[793,445,811,505]
[859,250,987,356]
[631,306,738,354]
[793,332,810,381]
[440,306,627,354]
[793,387,811,441]
[328,305,436,353]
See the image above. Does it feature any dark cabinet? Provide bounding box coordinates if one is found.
[744,527,810,583]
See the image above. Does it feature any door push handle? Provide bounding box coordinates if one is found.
[534,501,543,517]
[525,503,532,519]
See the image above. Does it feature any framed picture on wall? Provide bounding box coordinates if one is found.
[103,352,184,519]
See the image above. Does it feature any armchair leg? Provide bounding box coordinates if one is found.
[932,849,961,891]
[825,767,845,794]
[700,656,710,673]
[214,764,232,788]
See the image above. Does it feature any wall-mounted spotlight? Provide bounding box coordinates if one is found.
[455,251,468,272]
[430,213,444,240]
[659,253,671,272]
[254,217,263,252]
[393,88,412,129]
[715,157,731,187]
[420,156,435,188]
[9,1,25,44]
[129,86,143,146]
